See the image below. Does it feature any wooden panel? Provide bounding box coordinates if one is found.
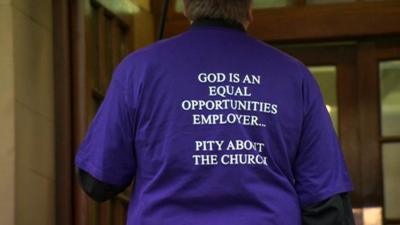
[375,37,400,62]
[386,218,400,225]
[337,58,362,207]
[112,198,128,225]
[357,41,382,206]
[55,0,136,224]
[99,202,112,225]
[111,19,121,68]
[53,0,73,225]
[70,0,90,224]
[250,1,400,42]
[278,44,356,64]
[88,2,135,225]
[163,1,400,42]
[97,7,107,92]
[374,38,400,225]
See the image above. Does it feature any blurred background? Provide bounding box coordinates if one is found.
[0,0,399,225]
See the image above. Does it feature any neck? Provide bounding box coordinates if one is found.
[191,17,246,32]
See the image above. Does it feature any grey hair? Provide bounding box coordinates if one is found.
[183,0,252,24]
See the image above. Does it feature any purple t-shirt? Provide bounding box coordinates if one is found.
[75,24,353,225]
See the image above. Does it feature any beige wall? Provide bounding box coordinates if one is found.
[0,0,154,224]
[0,2,16,225]
[0,0,54,225]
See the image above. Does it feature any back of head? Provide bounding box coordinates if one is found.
[183,0,252,25]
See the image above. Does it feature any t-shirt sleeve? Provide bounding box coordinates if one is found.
[293,66,353,208]
[75,61,137,187]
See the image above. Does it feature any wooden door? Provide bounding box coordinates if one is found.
[276,38,400,225]
[70,1,136,225]
[362,39,400,225]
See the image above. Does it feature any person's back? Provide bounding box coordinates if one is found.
[75,1,355,225]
